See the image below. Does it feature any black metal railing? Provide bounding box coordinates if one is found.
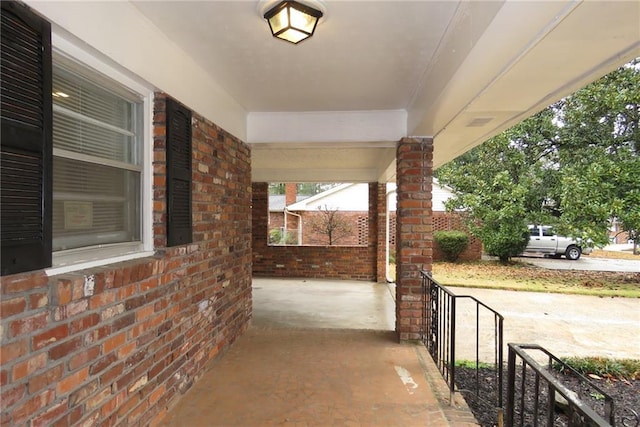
[506,344,640,427]
[421,271,504,415]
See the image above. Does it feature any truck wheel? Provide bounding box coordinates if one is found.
[565,245,581,260]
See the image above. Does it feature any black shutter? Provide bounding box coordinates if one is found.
[1,1,52,276]
[166,98,192,247]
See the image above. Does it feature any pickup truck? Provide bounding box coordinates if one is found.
[523,225,592,260]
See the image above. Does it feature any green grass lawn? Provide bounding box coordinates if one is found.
[431,260,640,298]
[390,250,640,297]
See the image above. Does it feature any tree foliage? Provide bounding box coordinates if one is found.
[437,59,640,257]
[438,134,533,262]
[268,182,341,196]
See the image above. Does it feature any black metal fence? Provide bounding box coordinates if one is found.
[506,344,639,427]
[421,270,504,415]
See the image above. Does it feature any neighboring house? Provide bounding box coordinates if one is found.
[609,219,632,245]
[285,183,371,246]
[268,187,310,245]
[269,181,482,261]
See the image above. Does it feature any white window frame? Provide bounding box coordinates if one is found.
[46,30,154,276]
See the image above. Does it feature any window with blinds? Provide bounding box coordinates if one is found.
[51,56,143,252]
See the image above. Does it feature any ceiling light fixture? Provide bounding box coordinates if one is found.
[263,0,323,44]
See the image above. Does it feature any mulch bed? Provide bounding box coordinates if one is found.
[455,366,640,426]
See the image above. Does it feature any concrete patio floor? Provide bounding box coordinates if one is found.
[158,278,478,427]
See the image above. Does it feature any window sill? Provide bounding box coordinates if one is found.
[47,245,155,276]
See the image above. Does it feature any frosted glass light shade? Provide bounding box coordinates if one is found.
[264,1,323,44]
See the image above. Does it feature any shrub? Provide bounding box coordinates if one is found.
[478,222,529,263]
[269,229,297,245]
[434,230,469,262]
[555,357,640,380]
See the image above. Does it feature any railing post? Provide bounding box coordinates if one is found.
[547,383,555,427]
[422,273,427,343]
[449,296,456,404]
[506,345,516,427]
[498,316,504,409]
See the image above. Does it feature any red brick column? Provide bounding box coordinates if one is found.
[396,137,433,341]
[367,183,380,282]
[376,183,388,282]
[251,183,269,260]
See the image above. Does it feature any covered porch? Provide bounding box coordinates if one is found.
[159,277,477,426]
[1,1,638,426]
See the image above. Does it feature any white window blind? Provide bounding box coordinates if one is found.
[52,57,143,252]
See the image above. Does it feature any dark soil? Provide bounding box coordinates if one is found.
[455,366,640,426]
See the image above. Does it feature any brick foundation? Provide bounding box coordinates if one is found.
[0,94,252,427]
[396,137,433,341]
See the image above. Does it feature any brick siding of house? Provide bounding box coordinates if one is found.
[609,220,631,244]
[269,211,367,246]
[0,94,252,427]
[299,211,368,246]
[253,183,379,281]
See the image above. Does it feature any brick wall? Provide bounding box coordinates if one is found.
[0,94,252,427]
[253,183,379,281]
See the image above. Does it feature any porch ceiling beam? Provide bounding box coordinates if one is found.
[247,110,407,144]
[252,167,381,183]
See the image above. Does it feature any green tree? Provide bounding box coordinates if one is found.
[269,183,286,195]
[437,59,639,255]
[298,183,341,195]
[269,182,343,196]
[437,134,533,262]
[555,61,639,251]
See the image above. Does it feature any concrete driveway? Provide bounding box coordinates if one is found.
[449,286,640,361]
[512,255,640,272]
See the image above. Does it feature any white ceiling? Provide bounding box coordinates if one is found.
[127,0,640,183]
[132,1,457,112]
